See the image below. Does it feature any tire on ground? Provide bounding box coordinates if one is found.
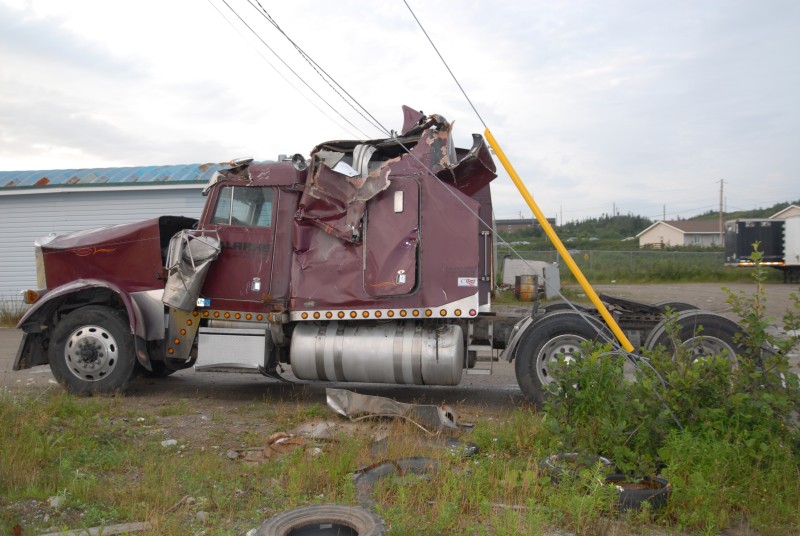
[539,452,614,484]
[643,310,743,364]
[256,504,386,536]
[605,474,671,511]
[514,311,609,405]
[353,457,437,508]
[49,305,138,395]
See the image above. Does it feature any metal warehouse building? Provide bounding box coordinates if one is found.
[0,164,225,300]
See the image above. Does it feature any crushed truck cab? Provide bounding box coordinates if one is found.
[15,106,745,402]
[16,106,500,395]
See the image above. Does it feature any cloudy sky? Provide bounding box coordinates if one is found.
[1,0,798,223]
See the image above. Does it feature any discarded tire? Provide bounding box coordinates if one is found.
[605,474,671,511]
[353,457,438,508]
[539,452,614,484]
[256,504,386,536]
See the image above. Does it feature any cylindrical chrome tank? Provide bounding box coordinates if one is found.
[289,321,464,386]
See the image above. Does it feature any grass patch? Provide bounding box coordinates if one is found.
[1,386,798,535]
[0,298,27,328]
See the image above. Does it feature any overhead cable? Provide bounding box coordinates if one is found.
[247,0,389,137]
[203,0,362,138]
[215,0,371,139]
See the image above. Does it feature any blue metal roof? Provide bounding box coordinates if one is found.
[0,163,227,190]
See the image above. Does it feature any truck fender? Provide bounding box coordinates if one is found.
[14,279,152,371]
[500,315,535,362]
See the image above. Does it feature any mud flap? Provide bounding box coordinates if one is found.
[13,332,49,370]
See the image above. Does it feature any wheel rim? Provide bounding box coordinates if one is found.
[681,335,737,365]
[537,334,587,385]
[64,325,119,381]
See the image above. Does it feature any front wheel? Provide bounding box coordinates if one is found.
[49,305,138,395]
[514,311,609,405]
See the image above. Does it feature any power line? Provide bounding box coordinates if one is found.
[248,0,388,137]
[402,0,487,130]
[203,0,362,139]
[214,0,371,139]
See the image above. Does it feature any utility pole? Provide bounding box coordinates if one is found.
[718,179,724,246]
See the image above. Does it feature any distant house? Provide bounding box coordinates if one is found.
[636,220,722,248]
[770,205,800,220]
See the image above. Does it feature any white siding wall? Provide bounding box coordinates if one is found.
[0,186,207,298]
[638,224,683,248]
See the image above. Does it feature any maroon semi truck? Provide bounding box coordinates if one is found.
[14,107,743,403]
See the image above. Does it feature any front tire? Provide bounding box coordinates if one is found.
[49,305,138,395]
[514,311,609,405]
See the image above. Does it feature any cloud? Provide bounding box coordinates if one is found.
[0,0,798,221]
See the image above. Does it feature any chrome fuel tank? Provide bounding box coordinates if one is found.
[289,321,464,386]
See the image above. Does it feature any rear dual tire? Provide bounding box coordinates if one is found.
[644,310,743,364]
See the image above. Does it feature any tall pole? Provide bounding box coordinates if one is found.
[718,179,724,246]
[484,128,634,352]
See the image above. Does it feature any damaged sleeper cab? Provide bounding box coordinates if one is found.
[14,105,499,395]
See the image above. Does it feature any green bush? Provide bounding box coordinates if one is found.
[542,253,800,532]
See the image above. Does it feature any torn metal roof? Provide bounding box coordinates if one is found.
[0,163,227,190]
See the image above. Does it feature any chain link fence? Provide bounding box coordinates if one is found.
[500,250,729,282]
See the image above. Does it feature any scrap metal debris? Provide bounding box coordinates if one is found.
[226,432,307,463]
[325,388,458,434]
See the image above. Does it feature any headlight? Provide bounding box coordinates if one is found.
[33,241,47,290]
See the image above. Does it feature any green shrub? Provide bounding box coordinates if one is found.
[542,251,800,531]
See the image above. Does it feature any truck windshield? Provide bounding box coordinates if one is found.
[211,186,273,227]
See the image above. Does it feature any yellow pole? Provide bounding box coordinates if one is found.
[484,128,634,352]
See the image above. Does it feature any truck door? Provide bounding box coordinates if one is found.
[201,184,275,303]
[363,177,419,296]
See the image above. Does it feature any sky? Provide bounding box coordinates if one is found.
[1,0,798,224]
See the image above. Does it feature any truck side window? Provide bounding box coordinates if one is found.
[211,186,274,227]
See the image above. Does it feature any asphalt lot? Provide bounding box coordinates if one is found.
[2,282,798,409]
[0,327,525,411]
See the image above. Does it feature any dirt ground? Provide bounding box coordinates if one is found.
[591,281,798,322]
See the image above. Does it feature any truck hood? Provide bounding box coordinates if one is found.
[38,216,196,251]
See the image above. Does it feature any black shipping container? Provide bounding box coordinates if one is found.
[724,219,784,264]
